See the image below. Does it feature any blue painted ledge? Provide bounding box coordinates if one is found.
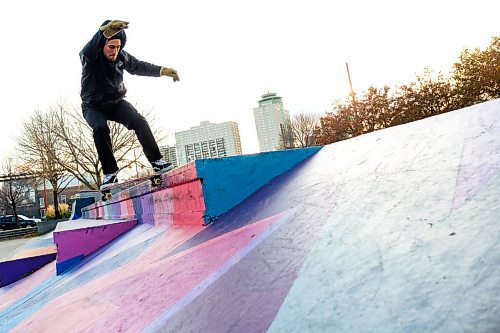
[196,146,322,224]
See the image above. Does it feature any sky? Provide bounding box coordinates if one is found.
[0,0,498,163]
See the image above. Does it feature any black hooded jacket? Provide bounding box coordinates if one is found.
[80,20,162,106]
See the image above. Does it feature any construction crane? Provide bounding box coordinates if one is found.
[346,62,356,105]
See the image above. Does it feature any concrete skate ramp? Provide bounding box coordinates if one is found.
[1,100,499,332]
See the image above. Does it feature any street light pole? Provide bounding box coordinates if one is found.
[41,151,47,219]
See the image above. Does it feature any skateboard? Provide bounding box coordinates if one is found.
[100,169,171,201]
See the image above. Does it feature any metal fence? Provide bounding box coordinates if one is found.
[0,227,38,241]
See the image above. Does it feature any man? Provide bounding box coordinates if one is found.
[80,20,179,190]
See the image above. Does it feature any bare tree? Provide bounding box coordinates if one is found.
[278,122,295,150]
[0,159,31,226]
[288,112,320,148]
[17,110,68,219]
[50,101,165,189]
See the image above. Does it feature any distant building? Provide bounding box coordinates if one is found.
[34,175,93,219]
[159,145,178,168]
[0,178,35,218]
[175,121,243,165]
[253,92,293,152]
[0,172,96,220]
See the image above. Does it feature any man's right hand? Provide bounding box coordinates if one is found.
[100,20,129,39]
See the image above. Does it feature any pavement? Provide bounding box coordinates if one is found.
[0,238,29,261]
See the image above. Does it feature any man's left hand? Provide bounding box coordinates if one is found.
[161,67,180,82]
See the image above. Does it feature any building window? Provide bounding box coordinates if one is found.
[39,197,45,208]
[40,209,46,219]
[185,144,195,162]
[194,142,202,159]
[60,195,67,204]
[201,141,210,159]
[209,140,217,157]
[216,138,226,157]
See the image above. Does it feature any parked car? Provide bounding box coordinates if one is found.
[0,215,19,230]
[0,215,38,230]
[17,214,42,223]
[17,215,38,228]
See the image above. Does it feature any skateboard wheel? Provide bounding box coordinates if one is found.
[152,178,161,186]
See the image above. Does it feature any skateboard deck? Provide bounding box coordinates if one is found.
[100,169,170,201]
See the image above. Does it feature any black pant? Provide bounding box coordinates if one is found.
[82,100,162,175]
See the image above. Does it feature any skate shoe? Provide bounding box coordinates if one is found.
[100,172,118,191]
[151,159,174,173]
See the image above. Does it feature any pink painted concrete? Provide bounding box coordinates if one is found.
[12,214,283,332]
[165,162,198,187]
[150,190,175,225]
[172,180,205,226]
[81,162,206,226]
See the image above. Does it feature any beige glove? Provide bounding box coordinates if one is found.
[100,20,129,39]
[161,67,180,82]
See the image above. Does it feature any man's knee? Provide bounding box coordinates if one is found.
[129,115,149,130]
[92,123,110,136]
[83,107,108,132]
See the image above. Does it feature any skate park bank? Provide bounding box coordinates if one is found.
[1,100,499,332]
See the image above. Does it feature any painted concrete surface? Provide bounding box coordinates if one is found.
[0,254,56,287]
[0,232,55,261]
[81,147,321,226]
[0,238,36,262]
[195,147,321,223]
[0,233,57,287]
[82,163,206,226]
[0,100,499,332]
[53,219,137,274]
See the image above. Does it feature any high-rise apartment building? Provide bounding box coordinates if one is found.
[159,145,178,168]
[175,121,242,165]
[253,92,292,152]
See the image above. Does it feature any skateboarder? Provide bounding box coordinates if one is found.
[80,19,179,190]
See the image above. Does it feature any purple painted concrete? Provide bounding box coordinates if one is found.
[0,254,56,287]
[53,219,137,274]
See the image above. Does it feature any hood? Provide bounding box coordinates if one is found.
[100,20,127,49]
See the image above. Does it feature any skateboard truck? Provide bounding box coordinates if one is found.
[100,171,167,201]
[151,175,161,186]
[102,191,112,201]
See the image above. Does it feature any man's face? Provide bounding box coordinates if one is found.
[103,39,121,61]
